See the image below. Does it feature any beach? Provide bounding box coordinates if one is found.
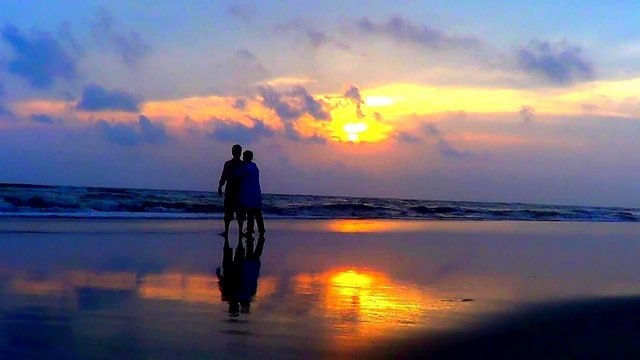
[2,219,640,358]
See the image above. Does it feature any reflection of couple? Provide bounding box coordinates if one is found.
[218,144,265,238]
[216,236,265,317]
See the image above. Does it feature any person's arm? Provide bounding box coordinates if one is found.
[218,162,228,197]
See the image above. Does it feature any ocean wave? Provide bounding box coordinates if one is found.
[0,184,639,222]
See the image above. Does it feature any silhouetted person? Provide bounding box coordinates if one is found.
[216,236,244,317]
[218,144,245,238]
[239,236,265,313]
[237,150,265,237]
[216,235,265,316]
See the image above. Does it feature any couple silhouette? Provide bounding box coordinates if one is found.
[218,144,265,239]
[216,235,265,317]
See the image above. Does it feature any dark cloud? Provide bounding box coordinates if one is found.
[138,115,167,144]
[77,84,142,112]
[95,115,167,146]
[275,21,349,49]
[235,48,258,61]
[257,85,330,122]
[394,131,423,143]
[0,104,13,119]
[1,24,78,89]
[355,16,481,49]
[343,85,364,118]
[258,86,299,121]
[219,49,269,92]
[289,86,330,120]
[232,97,247,110]
[0,82,15,120]
[423,123,466,158]
[209,116,275,144]
[255,85,330,141]
[344,85,363,104]
[519,105,535,123]
[57,21,82,54]
[517,39,594,84]
[227,2,256,22]
[90,9,151,67]
[30,113,62,125]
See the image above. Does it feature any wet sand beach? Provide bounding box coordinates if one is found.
[1,219,640,358]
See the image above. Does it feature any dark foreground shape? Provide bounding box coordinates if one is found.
[368,297,640,360]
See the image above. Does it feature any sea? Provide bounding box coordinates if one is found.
[0,183,638,221]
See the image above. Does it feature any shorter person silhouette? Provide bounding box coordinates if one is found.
[237,150,265,237]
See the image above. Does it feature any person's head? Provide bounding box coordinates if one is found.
[231,144,242,158]
[242,150,254,162]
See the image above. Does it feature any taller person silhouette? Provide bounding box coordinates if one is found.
[218,144,245,238]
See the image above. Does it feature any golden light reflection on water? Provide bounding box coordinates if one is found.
[322,219,529,234]
[326,219,428,233]
[293,268,456,351]
[8,270,279,306]
[6,266,476,351]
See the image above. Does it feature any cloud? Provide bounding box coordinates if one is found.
[208,116,275,144]
[257,85,330,122]
[343,85,364,118]
[138,115,167,143]
[1,24,78,89]
[256,85,331,141]
[232,97,247,110]
[90,9,151,67]
[77,84,142,112]
[57,21,82,54]
[0,82,14,120]
[355,16,481,49]
[517,39,594,84]
[95,115,167,146]
[227,2,256,22]
[289,86,330,120]
[394,131,423,143]
[218,49,269,93]
[233,48,268,77]
[519,105,535,123]
[423,123,466,158]
[0,105,13,120]
[30,113,62,125]
[275,20,349,49]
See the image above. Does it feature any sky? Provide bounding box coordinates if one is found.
[2,1,640,207]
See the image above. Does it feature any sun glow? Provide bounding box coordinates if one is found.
[365,96,396,107]
[325,98,393,142]
[343,122,368,142]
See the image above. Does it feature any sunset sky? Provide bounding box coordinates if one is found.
[2,1,640,206]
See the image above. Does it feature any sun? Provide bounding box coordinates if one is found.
[343,122,368,142]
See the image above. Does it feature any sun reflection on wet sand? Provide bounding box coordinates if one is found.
[292,268,466,351]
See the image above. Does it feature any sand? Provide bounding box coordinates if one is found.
[1,219,640,358]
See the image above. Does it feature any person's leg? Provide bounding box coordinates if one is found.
[246,209,256,236]
[221,207,233,237]
[254,236,265,259]
[234,235,245,262]
[246,236,255,260]
[222,236,232,267]
[256,210,265,235]
[236,208,245,238]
